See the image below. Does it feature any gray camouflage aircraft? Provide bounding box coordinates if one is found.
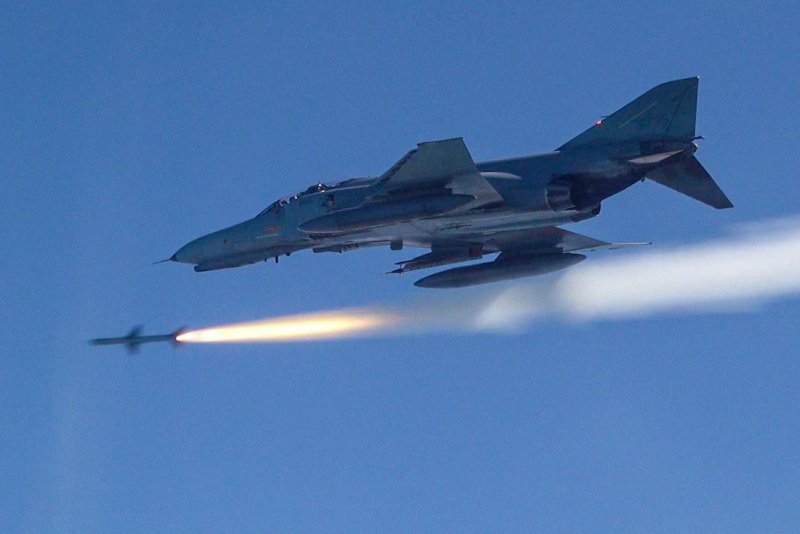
[169,77,732,288]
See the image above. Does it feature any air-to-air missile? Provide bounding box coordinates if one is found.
[89,325,185,353]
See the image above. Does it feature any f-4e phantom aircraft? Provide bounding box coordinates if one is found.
[169,77,732,288]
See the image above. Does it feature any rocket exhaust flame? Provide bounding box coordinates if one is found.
[176,311,397,343]
[173,217,800,345]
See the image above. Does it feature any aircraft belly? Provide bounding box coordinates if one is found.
[405,210,584,236]
[315,209,588,249]
[431,211,561,230]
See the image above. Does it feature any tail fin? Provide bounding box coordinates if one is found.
[558,77,699,150]
[127,325,143,339]
[648,155,733,209]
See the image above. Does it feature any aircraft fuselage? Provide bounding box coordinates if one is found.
[173,141,688,272]
[168,78,731,287]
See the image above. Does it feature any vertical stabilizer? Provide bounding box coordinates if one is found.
[558,77,699,150]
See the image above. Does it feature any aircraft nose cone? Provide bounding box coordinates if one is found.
[172,239,204,265]
[172,229,235,266]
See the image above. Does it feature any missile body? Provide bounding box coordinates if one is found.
[299,194,475,234]
[415,252,586,288]
[89,326,184,353]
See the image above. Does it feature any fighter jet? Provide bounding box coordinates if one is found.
[89,326,185,353]
[169,77,732,288]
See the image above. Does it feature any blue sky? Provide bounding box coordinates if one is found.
[3,2,800,532]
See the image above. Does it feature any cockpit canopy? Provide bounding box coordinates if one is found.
[258,183,330,216]
[257,176,375,216]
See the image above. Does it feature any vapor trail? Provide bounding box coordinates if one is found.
[177,217,800,343]
[476,217,800,329]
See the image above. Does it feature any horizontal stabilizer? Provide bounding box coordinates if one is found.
[648,156,733,209]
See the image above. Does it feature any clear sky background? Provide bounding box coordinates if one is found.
[3,2,800,532]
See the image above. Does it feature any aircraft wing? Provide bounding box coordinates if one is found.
[393,227,648,273]
[375,138,502,205]
[484,226,650,254]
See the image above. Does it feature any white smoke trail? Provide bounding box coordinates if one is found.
[474,216,800,329]
[179,217,800,343]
